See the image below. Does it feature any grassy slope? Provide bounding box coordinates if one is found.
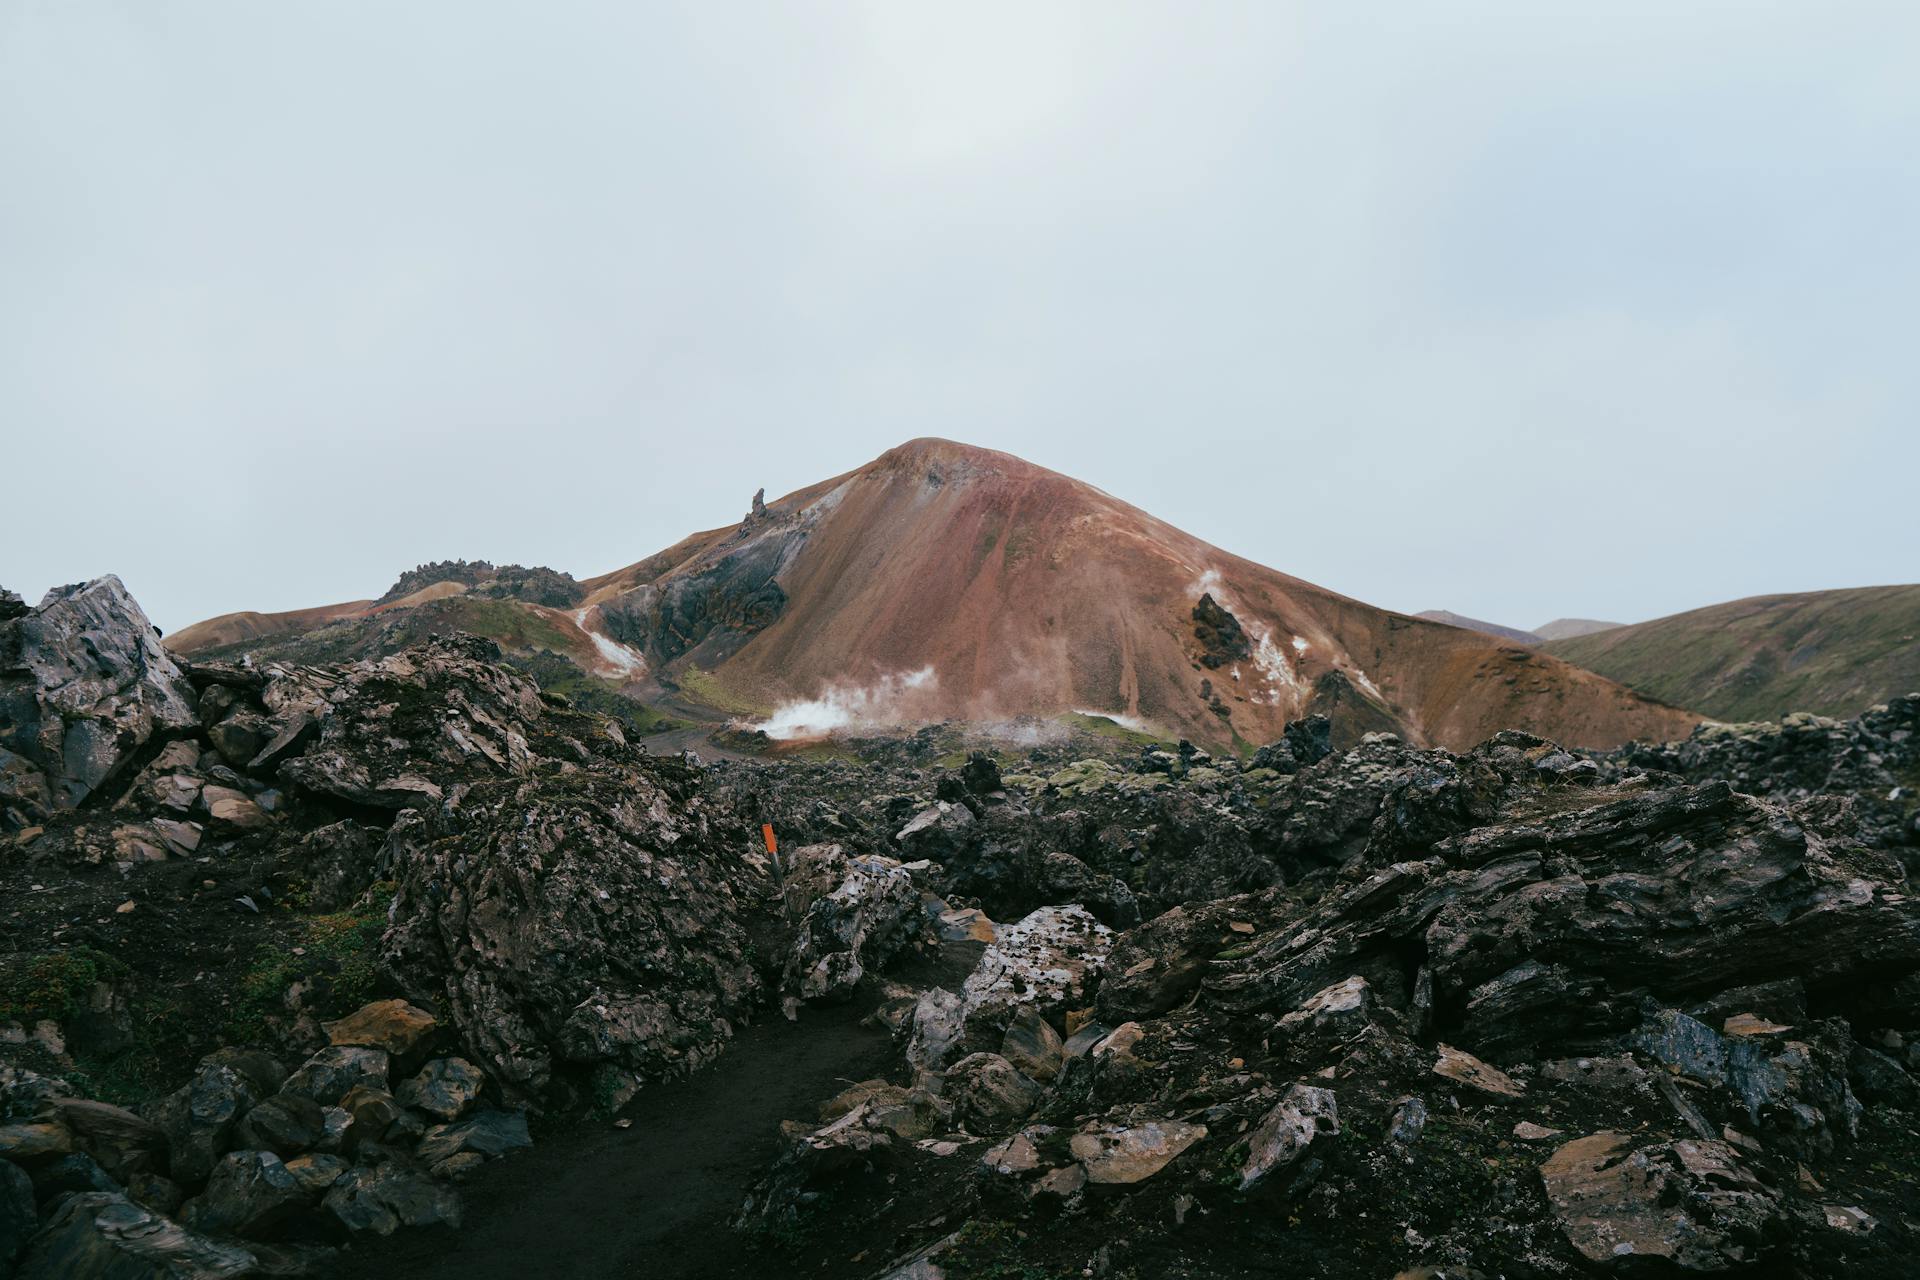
[1542,584,1920,721]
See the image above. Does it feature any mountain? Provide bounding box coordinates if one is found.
[1413,610,1542,645]
[1543,584,1920,722]
[173,439,1699,751]
[1533,617,1623,642]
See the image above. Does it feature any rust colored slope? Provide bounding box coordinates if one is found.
[688,439,1697,750]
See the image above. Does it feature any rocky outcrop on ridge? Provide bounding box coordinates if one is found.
[1609,694,1920,858]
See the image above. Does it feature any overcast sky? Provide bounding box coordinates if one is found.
[3,3,1916,635]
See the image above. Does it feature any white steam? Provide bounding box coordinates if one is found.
[1073,708,1155,735]
[753,667,938,740]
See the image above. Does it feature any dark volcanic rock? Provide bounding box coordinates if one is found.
[381,755,774,1102]
[1191,593,1252,669]
[0,576,198,828]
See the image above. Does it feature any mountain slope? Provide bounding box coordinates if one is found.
[578,440,1696,749]
[1414,610,1542,645]
[1542,585,1920,722]
[174,439,1698,751]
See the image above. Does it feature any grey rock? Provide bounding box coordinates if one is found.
[15,1192,255,1279]
[1540,1133,1782,1271]
[179,1150,306,1239]
[943,1054,1042,1135]
[1237,1084,1338,1190]
[149,1064,262,1186]
[0,576,198,828]
[414,1109,531,1165]
[2,1158,37,1270]
[395,1058,486,1123]
[280,1047,390,1108]
[780,845,923,1002]
[235,1094,326,1158]
[322,1165,462,1237]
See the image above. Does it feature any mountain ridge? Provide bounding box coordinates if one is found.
[172,438,1700,751]
[1543,584,1920,721]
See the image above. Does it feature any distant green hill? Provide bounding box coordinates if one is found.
[1542,585,1920,722]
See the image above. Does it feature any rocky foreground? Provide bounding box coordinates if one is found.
[2,578,1918,1277]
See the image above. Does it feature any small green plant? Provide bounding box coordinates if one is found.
[0,947,127,1026]
[227,883,396,1043]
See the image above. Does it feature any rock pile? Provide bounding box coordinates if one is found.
[729,711,1920,1278]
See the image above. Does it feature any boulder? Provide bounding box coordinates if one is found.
[895,802,975,861]
[235,1093,326,1158]
[1540,1133,1783,1271]
[999,1007,1065,1083]
[904,988,969,1074]
[0,1121,71,1161]
[378,724,774,1101]
[1,1158,35,1270]
[780,845,923,1002]
[396,1057,486,1123]
[1237,1085,1339,1190]
[149,1063,263,1186]
[14,1192,255,1279]
[1035,851,1140,928]
[1849,1043,1918,1108]
[1068,1119,1207,1186]
[282,1153,349,1198]
[281,1047,390,1107]
[943,1054,1041,1135]
[322,1165,462,1237]
[337,1086,403,1153]
[197,785,269,830]
[323,1000,439,1060]
[957,906,1113,1048]
[179,1150,307,1239]
[0,577,198,828]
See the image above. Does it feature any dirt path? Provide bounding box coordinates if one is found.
[335,1001,893,1280]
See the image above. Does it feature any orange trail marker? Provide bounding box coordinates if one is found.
[762,824,778,855]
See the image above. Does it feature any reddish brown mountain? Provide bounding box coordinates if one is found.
[174,439,1699,750]
[575,440,1697,749]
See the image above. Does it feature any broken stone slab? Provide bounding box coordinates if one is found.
[1069,1118,1207,1186]
[1237,1084,1338,1190]
[1432,1044,1526,1098]
[198,785,270,831]
[999,1007,1064,1082]
[414,1108,531,1165]
[15,1192,257,1278]
[1539,1132,1782,1271]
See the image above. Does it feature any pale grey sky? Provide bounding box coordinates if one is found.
[3,2,1915,634]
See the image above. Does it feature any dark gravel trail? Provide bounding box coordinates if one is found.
[335,1000,893,1280]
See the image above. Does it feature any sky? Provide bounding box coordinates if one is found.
[3,2,1916,635]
